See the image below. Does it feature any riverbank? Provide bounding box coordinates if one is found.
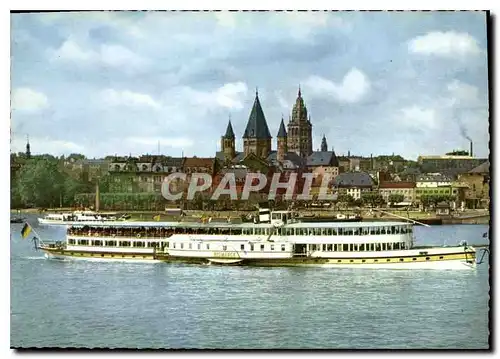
[11,208,490,225]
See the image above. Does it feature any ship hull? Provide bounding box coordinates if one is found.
[41,247,476,270]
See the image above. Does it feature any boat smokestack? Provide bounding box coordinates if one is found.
[470,141,473,157]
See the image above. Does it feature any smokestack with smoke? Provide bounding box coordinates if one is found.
[459,124,473,156]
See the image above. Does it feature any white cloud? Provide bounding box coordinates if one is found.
[274,12,349,40]
[100,44,147,68]
[275,91,290,110]
[304,68,370,103]
[177,82,248,110]
[446,80,480,107]
[51,40,94,62]
[50,40,147,70]
[408,31,481,57]
[100,89,161,109]
[214,12,237,28]
[12,88,49,113]
[399,106,439,129]
[213,82,248,109]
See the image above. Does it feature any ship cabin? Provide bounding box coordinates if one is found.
[64,208,415,260]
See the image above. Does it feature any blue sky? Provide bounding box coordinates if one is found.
[10,11,489,160]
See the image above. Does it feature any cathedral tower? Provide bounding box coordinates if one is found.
[277,117,288,162]
[287,86,312,157]
[221,118,235,161]
[242,89,272,158]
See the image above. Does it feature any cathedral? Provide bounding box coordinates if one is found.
[216,87,337,170]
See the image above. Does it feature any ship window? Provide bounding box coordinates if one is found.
[281,244,286,251]
[343,244,349,252]
[375,243,381,251]
[387,259,390,262]
[400,258,404,262]
[332,229,338,235]
[261,244,265,251]
[412,258,417,261]
[337,260,342,263]
[271,245,275,251]
[382,243,386,251]
[101,254,104,257]
[359,243,365,251]
[401,243,406,250]
[241,244,245,250]
[374,259,378,262]
[350,259,354,263]
[327,244,333,251]
[426,257,430,260]
[207,244,210,250]
[106,241,116,247]
[250,244,254,251]
[439,256,444,259]
[322,244,327,251]
[189,243,192,249]
[362,259,366,263]
[223,245,227,251]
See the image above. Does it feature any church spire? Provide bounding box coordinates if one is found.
[243,89,271,139]
[320,134,328,152]
[224,117,235,139]
[277,116,287,138]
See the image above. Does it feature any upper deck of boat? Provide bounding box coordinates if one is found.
[67,220,412,229]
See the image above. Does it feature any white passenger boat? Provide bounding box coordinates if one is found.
[37,211,127,226]
[37,209,479,269]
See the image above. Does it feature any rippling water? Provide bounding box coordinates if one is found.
[10,215,490,349]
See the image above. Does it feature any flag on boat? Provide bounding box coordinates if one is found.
[153,214,161,221]
[21,223,32,239]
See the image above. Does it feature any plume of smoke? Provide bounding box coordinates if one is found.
[459,123,472,142]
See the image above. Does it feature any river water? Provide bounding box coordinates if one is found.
[10,214,490,349]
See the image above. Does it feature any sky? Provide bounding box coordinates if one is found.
[10,11,490,160]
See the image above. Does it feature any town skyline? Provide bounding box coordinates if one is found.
[11,11,489,160]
